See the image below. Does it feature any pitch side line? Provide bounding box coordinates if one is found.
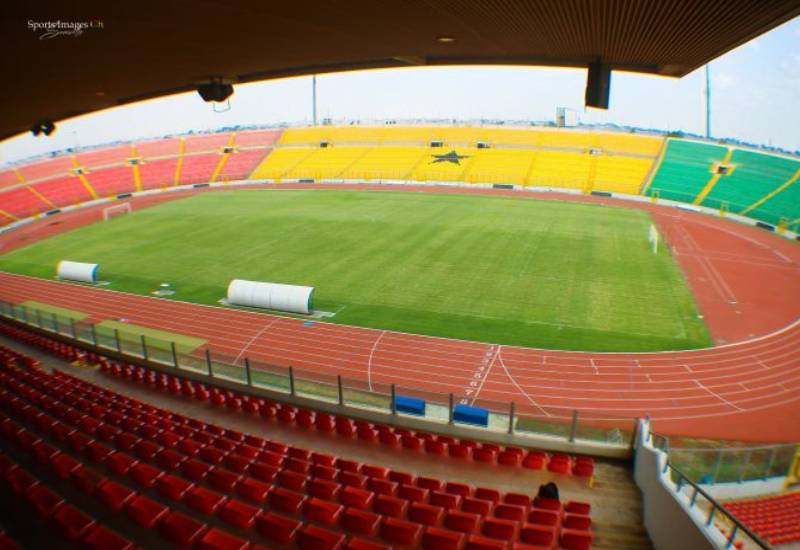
[1,274,791,384]
[2,271,799,357]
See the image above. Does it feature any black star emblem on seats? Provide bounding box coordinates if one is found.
[430,150,469,165]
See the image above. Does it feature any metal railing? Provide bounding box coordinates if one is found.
[662,457,772,549]
[0,299,638,451]
[652,433,797,486]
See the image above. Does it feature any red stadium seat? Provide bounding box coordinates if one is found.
[308,478,341,500]
[269,487,306,515]
[380,517,422,546]
[53,504,96,541]
[83,525,135,550]
[159,510,208,546]
[207,467,241,492]
[466,534,508,550]
[196,528,250,550]
[186,486,228,515]
[409,502,445,526]
[444,510,481,533]
[125,495,168,528]
[560,529,593,550]
[341,507,381,535]
[256,511,302,544]
[298,524,346,550]
[26,484,64,518]
[156,474,194,502]
[219,498,261,530]
[520,523,557,547]
[237,477,271,503]
[304,497,344,525]
[422,526,466,550]
[339,486,374,510]
[95,479,136,512]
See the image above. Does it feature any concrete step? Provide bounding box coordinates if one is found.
[593,523,655,550]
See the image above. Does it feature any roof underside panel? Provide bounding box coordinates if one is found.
[2,0,799,140]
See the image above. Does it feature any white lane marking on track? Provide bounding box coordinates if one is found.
[366,330,387,392]
[232,317,280,366]
[469,345,500,405]
[496,348,550,417]
[3,270,798,356]
[773,250,792,263]
[695,380,743,411]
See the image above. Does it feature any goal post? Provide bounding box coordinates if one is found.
[102,202,132,221]
[648,222,659,254]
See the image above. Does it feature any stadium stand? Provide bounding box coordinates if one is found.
[249,147,317,180]
[645,139,729,203]
[290,147,373,181]
[184,133,233,154]
[259,127,661,193]
[136,137,181,158]
[275,126,663,155]
[84,165,137,199]
[217,149,272,182]
[593,156,655,195]
[0,337,597,550]
[77,145,132,169]
[235,129,283,148]
[15,156,73,184]
[528,151,591,191]
[699,149,800,212]
[33,176,95,208]
[747,169,800,232]
[2,128,800,237]
[327,146,429,181]
[460,148,534,186]
[138,158,179,190]
[0,186,52,219]
[0,170,19,191]
[722,492,800,545]
[179,154,222,185]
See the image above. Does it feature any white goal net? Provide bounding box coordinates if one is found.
[648,223,659,254]
[102,202,132,221]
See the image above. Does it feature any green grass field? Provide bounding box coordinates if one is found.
[0,190,711,351]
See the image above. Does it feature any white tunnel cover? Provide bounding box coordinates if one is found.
[57,260,99,283]
[227,279,314,314]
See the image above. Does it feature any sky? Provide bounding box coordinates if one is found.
[2,15,799,166]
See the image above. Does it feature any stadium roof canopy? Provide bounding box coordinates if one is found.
[3,0,800,140]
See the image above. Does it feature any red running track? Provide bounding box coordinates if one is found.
[0,184,799,442]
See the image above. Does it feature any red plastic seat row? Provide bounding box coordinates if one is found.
[92,348,591,474]
[0,452,136,549]
[1,344,595,550]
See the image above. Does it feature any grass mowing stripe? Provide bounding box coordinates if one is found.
[0,190,712,352]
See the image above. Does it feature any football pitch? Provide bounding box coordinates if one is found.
[0,190,712,351]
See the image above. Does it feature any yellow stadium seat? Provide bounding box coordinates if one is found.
[268,126,662,193]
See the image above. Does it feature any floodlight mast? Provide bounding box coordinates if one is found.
[705,64,712,139]
[312,75,318,126]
